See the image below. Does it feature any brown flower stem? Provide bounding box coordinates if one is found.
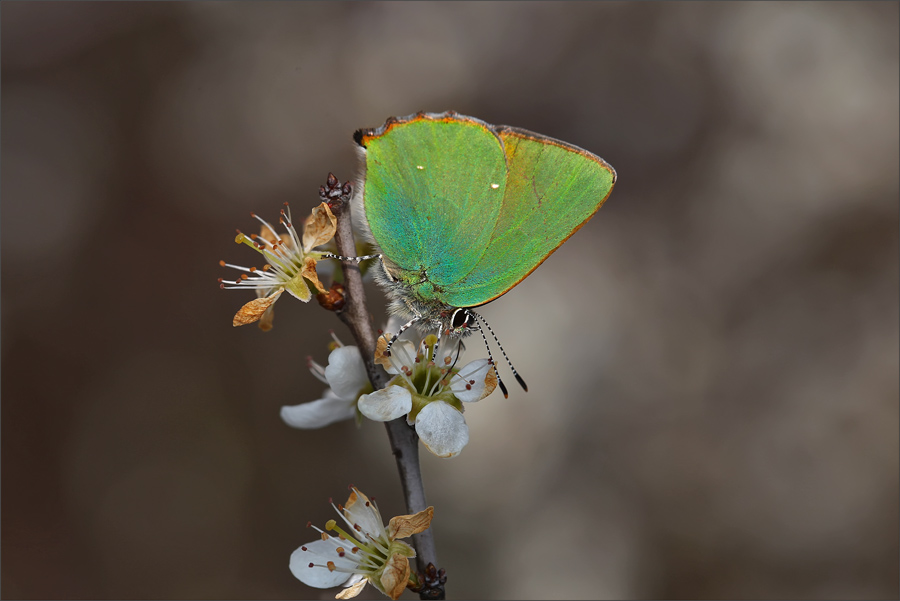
[322,174,445,600]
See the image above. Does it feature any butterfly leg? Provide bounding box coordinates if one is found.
[385,315,422,356]
[432,324,444,365]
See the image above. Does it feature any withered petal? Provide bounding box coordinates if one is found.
[334,578,367,599]
[374,336,392,369]
[387,506,434,540]
[380,554,411,600]
[302,257,327,293]
[303,202,337,252]
[257,304,276,331]
[480,366,498,400]
[232,289,283,326]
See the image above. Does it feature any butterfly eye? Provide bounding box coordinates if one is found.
[450,309,472,330]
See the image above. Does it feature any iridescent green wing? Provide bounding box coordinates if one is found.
[357,113,507,289]
[443,126,616,307]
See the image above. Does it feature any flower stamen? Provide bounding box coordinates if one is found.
[250,212,281,241]
[324,520,368,552]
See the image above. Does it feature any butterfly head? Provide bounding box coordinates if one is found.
[448,308,477,337]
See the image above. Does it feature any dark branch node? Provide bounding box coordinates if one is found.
[320,172,352,213]
[409,563,447,600]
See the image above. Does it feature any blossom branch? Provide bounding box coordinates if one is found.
[320,174,445,600]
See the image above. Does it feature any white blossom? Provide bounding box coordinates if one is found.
[290,487,433,600]
[281,343,371,429]
[358,328,497,458]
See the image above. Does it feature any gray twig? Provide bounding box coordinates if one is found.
[320,174,445,600]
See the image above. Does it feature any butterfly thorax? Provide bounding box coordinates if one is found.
[373,257,472,337]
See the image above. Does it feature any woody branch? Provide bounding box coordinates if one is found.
[319,173,446,600]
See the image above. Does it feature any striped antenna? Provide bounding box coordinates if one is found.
[468,314,509,398]
[321,252,382,263]
[469,310,528,393]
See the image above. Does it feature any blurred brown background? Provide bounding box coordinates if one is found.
[2,2,898,599]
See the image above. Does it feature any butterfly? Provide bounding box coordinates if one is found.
[344,111,616,395]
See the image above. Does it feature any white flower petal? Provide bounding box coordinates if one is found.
[289,538,357,588]
[385,339,417,374]
[358,386,412,422]
[415,401,469,458]
[280,390,356,429]
[381,357,401,376]
[325,346,369,399]
[436,339,465,368]
[343,489,385,539]
[450,359,492,403]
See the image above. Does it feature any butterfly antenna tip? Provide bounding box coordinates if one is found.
[471,311,527,393]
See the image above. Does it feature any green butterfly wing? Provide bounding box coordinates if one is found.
[443,126,616,307]
[358,115,508,288]
[357,112,616,309]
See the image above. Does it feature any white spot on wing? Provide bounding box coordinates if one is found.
[490,183,500,189]
[416,165,424,170]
